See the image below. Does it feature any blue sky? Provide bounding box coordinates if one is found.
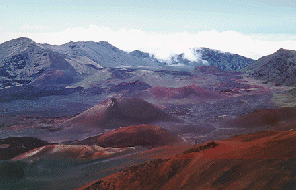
[1,0,296,59]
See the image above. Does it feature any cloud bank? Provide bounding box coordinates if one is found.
[1,25,296,60]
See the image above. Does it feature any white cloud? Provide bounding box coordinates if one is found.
[2,25,296,60]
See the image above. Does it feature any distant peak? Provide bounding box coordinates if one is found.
[97,41,113,46]
[130,50,150,58]
[277,48,286,52]
[3,37,36,46]
[274,48,296,55]
[276,48,295,53]
[2,37,35,49]
[13,37,34,43]
[97,41,120,51]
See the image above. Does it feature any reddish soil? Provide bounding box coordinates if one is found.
[228,107,296,129]
[80,130,296,190]
[77,124,182,148]
[31,69,74,86]
[124,144,196,160]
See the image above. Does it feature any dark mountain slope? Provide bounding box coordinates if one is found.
[0,38,78,87]
[0,37,34,60]
[244,48,296,86]
[195,48,255,71]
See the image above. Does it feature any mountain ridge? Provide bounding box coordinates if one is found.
[195,47,255,71]
[243,48,296,86]
[0,37,256,89]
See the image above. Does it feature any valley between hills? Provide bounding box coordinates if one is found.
[0,37,296,190]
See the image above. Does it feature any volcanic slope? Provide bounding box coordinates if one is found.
[0,37,79,87]
[228,107,296,130]
[11,145,143,160]
[65,98,179,129]
[193,65,234,75]
[147,85,220,100]
[74,124,182,148]
[0,137,50,160]
[244,48,296,86]
[80,130,296,190]
[41,41,162,68]
[0,38,161,88]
